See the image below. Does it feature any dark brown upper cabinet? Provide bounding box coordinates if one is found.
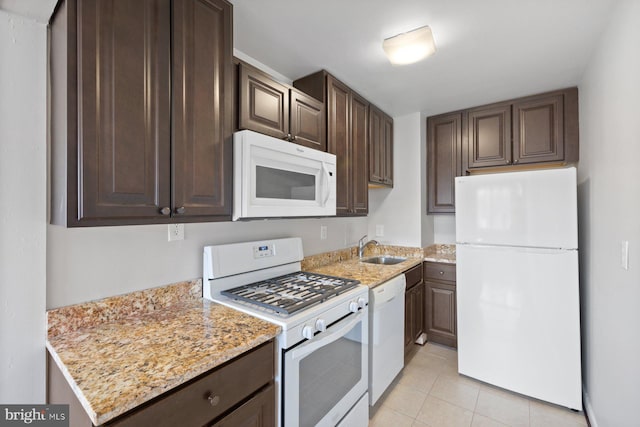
[466,88,578,171]
[426,87,579,214]
[369,105,394,187]
[50,0,233,226]
[290,89,326,151]
[512,93,565,164]
[427,112,463,213]
[294,71,369,216]
[468,102,512,168]
[238,63,289,140]
[237,62,326,151]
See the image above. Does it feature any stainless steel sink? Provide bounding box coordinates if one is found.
[360,256,407,265]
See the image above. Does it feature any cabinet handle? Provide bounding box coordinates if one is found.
[175,206,185,214]
[160,207,171,215]
[207,394,220,407]
[285,133,292,141]
[291,135,297,141]
[505,160,511,164]
[514,159,519,164]
[439,271,444,275]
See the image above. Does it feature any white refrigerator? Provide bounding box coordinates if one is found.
[455,167,582,410]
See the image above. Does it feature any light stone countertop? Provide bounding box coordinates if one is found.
[302,244,456,288]
[306,256,423,288]
[46,280,280,426]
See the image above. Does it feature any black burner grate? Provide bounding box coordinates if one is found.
[221,272,360,315]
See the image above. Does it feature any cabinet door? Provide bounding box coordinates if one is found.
[368,107,393,187]
[368,106,384,184]
[211,383,275,427]
[404,288,414,356]
[290,88,326,151]
[425,281,457,348]
[172,0,233,220]
[350,93,369,215]
[427,112,462,213]
[468,103,512,168]
[512,94,564,164]
[327,76,352,215]
[238,63,289,140]
[414,283,425,341]
[77,0,171,223]
[382,113,394,186]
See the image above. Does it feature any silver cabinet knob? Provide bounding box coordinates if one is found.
[514,159,519,164]
[175,206,185,214]
[439,271,444,275]
[207,394,220,407]
[160,207,171,215]
[505,160,511,164]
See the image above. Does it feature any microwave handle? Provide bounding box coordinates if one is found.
[290,311,364,361]
[321,162,331,206]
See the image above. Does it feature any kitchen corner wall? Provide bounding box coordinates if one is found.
[368,112,426,247]
[578,1,640,425]
[0,11,47,403]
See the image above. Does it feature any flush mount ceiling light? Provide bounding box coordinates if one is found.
[382,26,436,65]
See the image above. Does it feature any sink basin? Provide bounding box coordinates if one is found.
[360,256,407,265]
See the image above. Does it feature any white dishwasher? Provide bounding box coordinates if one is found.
[368,273,406,405]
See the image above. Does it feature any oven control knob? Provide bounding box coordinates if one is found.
[302,325,315,340]
[357,297,366,309]
[315,318,327,332]
[349,301,359,313]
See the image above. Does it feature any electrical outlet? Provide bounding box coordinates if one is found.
[320,225,328,240]
[168,224,184,241]
[375,224,384,237]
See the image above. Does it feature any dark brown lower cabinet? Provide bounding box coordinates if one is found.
[404,264,425,360]
[424,262,457,348]
[210,383,275,427]
[48,341,275,427]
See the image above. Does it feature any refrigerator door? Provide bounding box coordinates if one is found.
[456,244,582,410]
[455,167,578,249]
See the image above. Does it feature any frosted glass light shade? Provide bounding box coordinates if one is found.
[383,26,436,65]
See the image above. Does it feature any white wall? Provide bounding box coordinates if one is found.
[0,11,46,403]
[368,113,424,247]
[48,218,366,308]
[433,215,456,244]
[577,1,640,425]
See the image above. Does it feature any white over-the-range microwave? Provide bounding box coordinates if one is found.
[233,130,337,221]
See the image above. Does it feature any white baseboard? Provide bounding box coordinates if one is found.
[583,386,598,427]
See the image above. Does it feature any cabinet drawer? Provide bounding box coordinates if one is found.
[107,341,274,427]
[424,262,456,283]
[404,264,423,290]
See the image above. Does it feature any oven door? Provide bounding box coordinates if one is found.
[283,308,368,427]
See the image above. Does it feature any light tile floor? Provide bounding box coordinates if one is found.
[369,343,588,427]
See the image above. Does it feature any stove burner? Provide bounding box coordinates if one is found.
[221,272,360,315]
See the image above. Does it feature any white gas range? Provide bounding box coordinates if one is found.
[203,238,369,427]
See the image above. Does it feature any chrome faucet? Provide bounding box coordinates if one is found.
[358,235,380,259]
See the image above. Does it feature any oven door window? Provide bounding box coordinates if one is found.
[283,311,368,427]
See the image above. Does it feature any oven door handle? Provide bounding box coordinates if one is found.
[291,311,364,361]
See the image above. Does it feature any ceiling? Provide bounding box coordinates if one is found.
[231,0,617,117]
[0,0,57,23]
[1,0,617,117]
